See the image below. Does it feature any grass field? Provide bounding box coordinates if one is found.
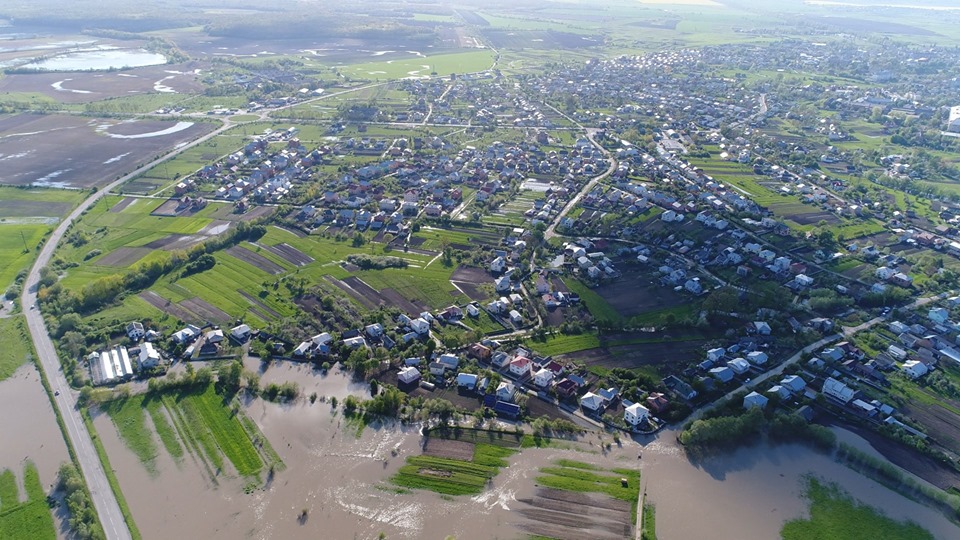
[781,477,933,540]
[641,501,657,540]
[101,394,161,475]
[391,443,516,496]
[0,317,33,382]
[0,463,55,540]
[0,224,50,292]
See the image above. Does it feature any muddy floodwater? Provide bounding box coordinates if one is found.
[0,364,71,537]
[640,427,960,540]
[97,364,960,539]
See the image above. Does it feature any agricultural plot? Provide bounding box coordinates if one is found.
[102,384,279,480]
[0,63,204,104]
[0,114,215,189]
[0,317,35,382]
[0,463,55,540]
[515,459,640,540]
[391,439,517,496]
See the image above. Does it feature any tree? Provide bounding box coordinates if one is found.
[218,360,243,394]
[56,312,82,337]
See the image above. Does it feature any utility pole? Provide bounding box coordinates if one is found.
[20,230,28,252]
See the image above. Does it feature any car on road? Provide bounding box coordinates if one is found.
[54,390,60,396]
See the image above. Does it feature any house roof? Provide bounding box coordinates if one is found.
[580,392,605,410]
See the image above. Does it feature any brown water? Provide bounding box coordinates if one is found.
[640,427,960,540]
[0,364,71,537]
[95,364,960,540]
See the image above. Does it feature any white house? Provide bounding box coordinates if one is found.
[126,321,145,341]
[533,367,554,387]
[230,324,251,342]
[496,381,516,402]
[509,310,523,325]
[343,336,367,349]
[580,392,605,412]
[728,358,750,375]
[902,360,929,379]
[365,323,384,338]
[490,256,507,273]
[398,366,421,385]
[456,372,479,389]
[509,356,533,377]
[706,348,726,362]
[205,329,224,344]
[410,318,430,335]
[709,366,734,383]
[138,342,161,370]
[823,377,855,403]
[311,332,333,346]
[743,391,769,410]
[495,276,512,293]
[780,375,806,393]
[746,351,769,366]
[752,321,772,335]
[624,402,650,427]
[466,304,481,317]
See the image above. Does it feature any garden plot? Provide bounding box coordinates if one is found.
[225,245,287,275]
[260,242,314,266]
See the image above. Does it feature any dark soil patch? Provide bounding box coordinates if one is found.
[237,290,281,319]
[143,233,202,251]
[225,245,286,274]
[273,225,306,238]
[323,276,377,309]
[451,281,488,302]
[594,280,688,319]
[787,210,840,226]
[515,487,633,540]
[379,287,426,315]
[261,242,313,266]
[108,197,138,213]
[180,297,231,324]
[150,199,183,217]
[140,291,198,322]
[560,338,712,369]
[545,308,565,327]
[450,265,490,284]
[95,247,150,267]
[422,438,475,461]
[0,199,71,218]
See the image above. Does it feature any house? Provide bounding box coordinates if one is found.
[709,366,734,383]
[728,358,750,374]
[821,348,844,362]
[579,392,605,413]
[684,279,703,294]
[509,356,533,377]
[624,403,650,427]
[663,375,698,400]
[780,375,806,394]
[887,345,907,361]
[496,381,516,402]
[466,304,481,317]
[343,336,367,349]
[456,372,479,390]
[205,329,224,344]
[752,321,772,335]
[495,276,512,293]
[468,343,492,362]
[398,366,422,385]
[646,392,669,413]
[823,377,855,403]
[429,361,447,376]
[138,342,161,370]
[490,256,507,273]
[556,378,580,399]
[365,323,384,338]
[172,325,200,344]
[743,391,769,410]
[312,332,333,346]
[902,359,929,379]
[747,351,769,366]
[438,354,460,370]
[706,348,726,362]
[410,318,430,335]
[230,324,252,342]
[509,310,523,325]
[534,368,555,387]
[929,307,950,325]
[126,321,145,341]
[768,385,791,400]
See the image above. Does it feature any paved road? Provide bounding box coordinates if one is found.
[544,127,618,240]
[21,120,234,540]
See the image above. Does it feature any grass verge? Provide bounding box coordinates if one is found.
[81,409,142,540]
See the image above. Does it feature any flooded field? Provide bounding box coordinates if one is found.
[0,364,71,537]
[640,427,960,540]
[94,363,960,539]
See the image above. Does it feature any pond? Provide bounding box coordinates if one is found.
[20,48,167,72]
